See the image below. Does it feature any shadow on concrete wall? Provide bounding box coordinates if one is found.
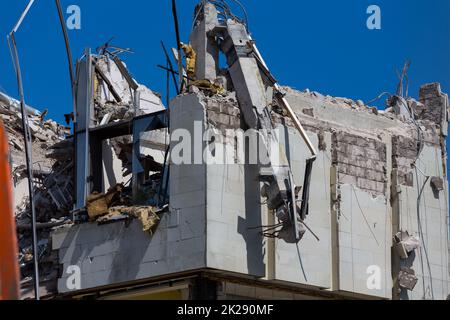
[237,141,266,277]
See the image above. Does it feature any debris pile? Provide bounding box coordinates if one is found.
[398,268,419,291]
[0,93,73,219]
[394,231,421,260]
[86,184,128,221]
[1,91,73,297]
[94,55,165,124]
[99,206,162,235]
[86,183,164,235]
[0,92,69,175]
[393,232,421,293]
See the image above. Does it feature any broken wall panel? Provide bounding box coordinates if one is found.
[95,56,165,120]
[394,144,450,300]
[332,132,387,196]
[418,83,449,136]
[75,51,167,209]
[392,135,418,187]
[102,139,128,192]
[338,185,392,299]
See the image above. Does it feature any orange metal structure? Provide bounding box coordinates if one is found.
[0,120,20,300]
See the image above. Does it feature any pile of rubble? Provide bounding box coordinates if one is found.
[86,183,164,235]
[0,91,73,296]
[282,86,448,127]
[0,92,68,173]
[94,55,165,124]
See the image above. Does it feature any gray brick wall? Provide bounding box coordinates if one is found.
[332,132,387,195]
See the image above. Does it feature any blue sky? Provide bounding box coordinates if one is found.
[0,0,448,124]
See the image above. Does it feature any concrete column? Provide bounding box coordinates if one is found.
[190,3,220,82]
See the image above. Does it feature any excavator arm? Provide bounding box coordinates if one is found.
[0,120,20,300]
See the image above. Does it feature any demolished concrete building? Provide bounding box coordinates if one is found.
[5,0,450,300]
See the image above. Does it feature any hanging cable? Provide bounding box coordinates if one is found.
[227,0,249,29]
[160,41,180,95]
[171,0,186,92]
[205,0,248,28]
[366,92,392,106]
[8,33,40,301]
[191,1,206,31]
[396,97,424,161]
[55,0,76,118]
[415,169,434,300]
[7,0,39,301]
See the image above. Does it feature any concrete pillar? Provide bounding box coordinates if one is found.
[190,3,220,82]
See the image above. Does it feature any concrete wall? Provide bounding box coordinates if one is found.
[198,94,267,277]
[284,88,449,299]
[201,91,394,298]
[102,140,126,191]
[273,129,333,289]
[205,162,266,276]
[332,132,392,299]
[338,185,392,298]
[396,145,450,300]
[53,217,205,293]
[284,90,398,132]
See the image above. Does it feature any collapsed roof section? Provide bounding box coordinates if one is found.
[89,54,165,125]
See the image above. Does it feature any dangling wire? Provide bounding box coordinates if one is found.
[8,32,41,303]
[203,0,249,29]
[415,169,434,300]
[7,0,40,301]
[227,0,249,29]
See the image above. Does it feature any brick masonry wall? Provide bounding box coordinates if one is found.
[418,83,448,127]
[204,96,241,132]
[332,131,387,196]
[392,135,418,187]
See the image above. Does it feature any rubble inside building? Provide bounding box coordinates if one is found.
[3,0,450,300]
[1,50,169,298]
